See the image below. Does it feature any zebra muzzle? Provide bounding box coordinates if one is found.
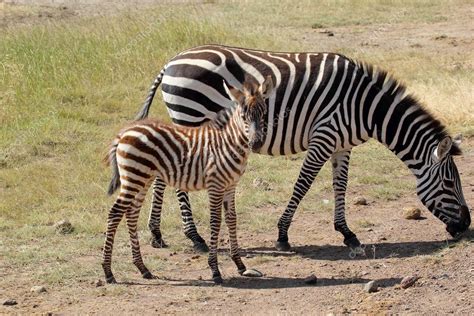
[446,205,471,238]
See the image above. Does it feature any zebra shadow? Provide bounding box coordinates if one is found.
[169,276,403,289]
[241,233,473,261]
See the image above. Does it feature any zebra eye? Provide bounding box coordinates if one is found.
[444,180,454,188]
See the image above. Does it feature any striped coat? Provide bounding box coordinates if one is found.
[102,76,273,284]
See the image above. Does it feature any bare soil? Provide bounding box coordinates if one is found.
[1,1,473,315]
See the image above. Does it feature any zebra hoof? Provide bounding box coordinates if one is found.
[105,276,117,284]
[242,269,263,278]
[343,236,361,249]
[142,271,154,279]
[213,275,223,284]
[193,242,209,253]
[275,241,291,251]
[151,237,168,248]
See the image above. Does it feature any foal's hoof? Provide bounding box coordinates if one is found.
[242,269,263,278]
[213,276,223,284]
[142,271,154,279]
[343,236,361,249]
[106,276,117,284]
[151,238,168,249]
[275,240,291,251]
[193,242,209,253]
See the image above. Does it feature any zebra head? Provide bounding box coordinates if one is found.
[418,135,471,238]
[223,75,274,152]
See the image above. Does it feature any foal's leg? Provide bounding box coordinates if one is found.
[148,178,168,248]
[207,188,225,284]
[223,187,246,274]
[102,198,128,284]
[331,150,362,251]
[127,187,154,279]
[224,187,263,278]
[176,189,209,252]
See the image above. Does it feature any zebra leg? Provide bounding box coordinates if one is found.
[102,199,127,284]
[275,140,333,251]
[177,190,209,253]
[224,187,263,278]
[223,187,246,274]
[149,178,168,248]
[331,150,362,250]
[127,189,153,280]
[207,188,224,284]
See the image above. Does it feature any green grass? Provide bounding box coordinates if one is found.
[0,0,472,287]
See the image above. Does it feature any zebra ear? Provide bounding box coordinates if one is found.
[435,136,453,161]
[259,75,274,99]
[223,80,245,105]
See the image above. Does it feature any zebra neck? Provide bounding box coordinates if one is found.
[214,107,249,154]
[370,94,445,179]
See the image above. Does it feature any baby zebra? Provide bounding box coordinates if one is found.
[102,76,274,284]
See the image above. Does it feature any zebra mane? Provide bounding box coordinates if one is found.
[354,60,462,155]
[204,106,235,130]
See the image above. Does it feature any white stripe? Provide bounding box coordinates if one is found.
[162,76,234,109]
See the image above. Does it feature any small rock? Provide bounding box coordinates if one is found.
[364,280,378,293]
[183,258,191,263]
[403,207,421,220]
[322,199,330,205]
[30,286,47,293]
[3,299,17,306]
[94,279,103,287]
[252,177,272,191]
[242,269,263,277]
[54,219,74,234]
[354,197,368,206]
[304,274,318,285]
[191,255,200,260]
[245,253,254,258]
[198,276,203,280]
[400,276,419,289]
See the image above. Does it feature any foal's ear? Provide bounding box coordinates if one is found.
[259,75,274,99]
[223,80,245,105]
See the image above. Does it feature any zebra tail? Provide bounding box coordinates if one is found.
[135,67,166,120]
[104,137,121,196]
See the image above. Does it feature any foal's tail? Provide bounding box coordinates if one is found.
[104,136,121,196]
[135,66,167,121]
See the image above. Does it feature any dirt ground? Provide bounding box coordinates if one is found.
[1,1,473,315]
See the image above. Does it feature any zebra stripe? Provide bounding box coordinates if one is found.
[139,45,470,252]
[102,77,272,284]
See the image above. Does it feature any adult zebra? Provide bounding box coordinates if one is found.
[137,44,471,253]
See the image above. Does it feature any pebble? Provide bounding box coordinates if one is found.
[304,274,318,285]
[94,279,104,287]
[400,276,419,289]
[191,255,200,260]
[354,197,368,206]
[3,299,17,306]
[54,219,74,234]
[30,286,47,293]
[364,280,378,293]
[403,207,421,220]
[183,258,191,263]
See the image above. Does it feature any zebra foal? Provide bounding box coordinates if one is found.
[102,76,273,284]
